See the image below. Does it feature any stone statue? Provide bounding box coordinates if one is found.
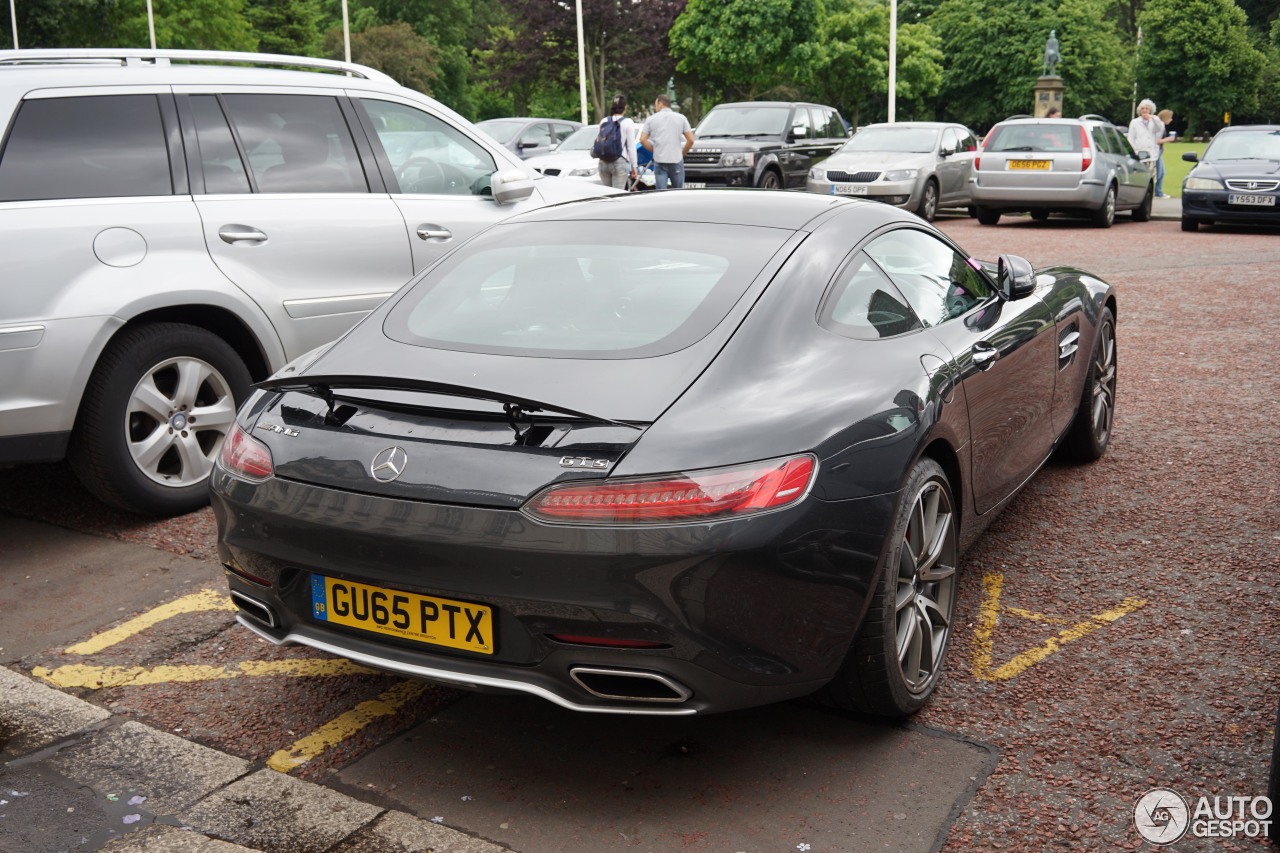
[1043,30,1061,77]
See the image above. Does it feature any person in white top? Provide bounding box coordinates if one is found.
[1127,99,1165,166]
[596,94,638,190]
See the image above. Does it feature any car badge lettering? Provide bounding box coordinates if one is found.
[256,423,300,437]
[1247,181,1259,190]
[371,446,408,483]
[560,456,610,469]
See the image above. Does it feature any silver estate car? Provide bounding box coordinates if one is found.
[970,114,1154,227]
[0,49,610,516]
[805,122,979,221]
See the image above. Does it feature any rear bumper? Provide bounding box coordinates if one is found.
[211,469,898,715]
[969,178,1106,211]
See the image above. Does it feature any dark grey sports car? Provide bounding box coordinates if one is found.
[211,189,1117,717]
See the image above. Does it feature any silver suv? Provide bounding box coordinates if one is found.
[0,49,609,515]
[970,114,1154,227]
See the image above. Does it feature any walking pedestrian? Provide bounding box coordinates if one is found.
[639,94,694,190]
[593,94,637,190]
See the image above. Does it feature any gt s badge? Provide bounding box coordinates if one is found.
[560,456,610,469]
[257,423,300,437]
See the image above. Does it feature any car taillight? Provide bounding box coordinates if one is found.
[523,454,817,525]
[219,423,274,481]
[976,128,998,170]
[1080,125,1092,172]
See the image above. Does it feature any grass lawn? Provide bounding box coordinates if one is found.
[1158,140,1209,197]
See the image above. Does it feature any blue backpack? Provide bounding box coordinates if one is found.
[592,118,624,162]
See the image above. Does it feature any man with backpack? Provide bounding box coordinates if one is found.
[593,94,638,189]
[639,93,694,190]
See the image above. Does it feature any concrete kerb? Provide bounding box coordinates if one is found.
[0,666,510,853]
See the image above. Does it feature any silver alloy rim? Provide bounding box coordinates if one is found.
[1104,188,1115,223]
[895,479,957,695]
[1091,320,1116,443]
[125,356,236,487]
[923,184,937,219]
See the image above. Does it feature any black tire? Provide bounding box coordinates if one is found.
[1064,307,1116,462]
[1131,183,1154,222]
[976,206,1001,225]
[69,323,252,516]
[1030,210,1050,221]
[916,179,939,222]
[822,457,958,717]
[1090,184,1116,228]
[1181,217,1201,232]
[756,170,782,190]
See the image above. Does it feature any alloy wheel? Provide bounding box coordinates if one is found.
[895,478,957,695]
[125,356,237,487]
[1089,319,1117,446]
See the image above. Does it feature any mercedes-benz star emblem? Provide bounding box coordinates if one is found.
[370,446,408,483]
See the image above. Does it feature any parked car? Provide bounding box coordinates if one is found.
[684,101,849,189]
[0,48,612,516]
[805,121,979,221]
[476,117,582,160]
[970,114,1154,227]
[525,125,655,190]
[1180,124,1280,231]
[212,189,1118,718]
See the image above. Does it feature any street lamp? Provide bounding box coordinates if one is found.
[888,0,897,123]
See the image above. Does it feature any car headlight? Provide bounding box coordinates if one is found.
[1184,177,1223,191]
[720,152,755,167]
[884,169,919,181]
[808,167,826,180]
[567,166,597,177]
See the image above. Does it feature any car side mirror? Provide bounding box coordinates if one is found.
[1182,151,1199,163]
[1135,149,1151,160]
[997,254,1036,301]
[490,169,535,205]
[518,140,539,150]
[791,126,808,139]
[941,146,956,158]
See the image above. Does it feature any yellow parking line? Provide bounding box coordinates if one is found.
[66,588,237,655]
[31,658,378,689]
[1002,606,1071,625]
[266,680,428,773]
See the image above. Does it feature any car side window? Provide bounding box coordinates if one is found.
[819,252,923,340]
[218,94,366,193]
[0,94,172,202]
[358,99,498,196]
[864,229,994,327]
[791,107,814,139]
[959,130,978,152]
[1111,127,1139,157]
[551,123,576,145]
[520,123,552,150]
[941,127,961,154]
[188,96,251,194]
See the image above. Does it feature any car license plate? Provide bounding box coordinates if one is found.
[684,182,706,188]
[1008,160,1050,170]
[310,574,494,654]
[833,184,868,195]
[1227,193,1275,206]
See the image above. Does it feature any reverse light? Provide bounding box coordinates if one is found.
[523,454,817,525]
[1080,125,1092,172]
[219,423,274,481]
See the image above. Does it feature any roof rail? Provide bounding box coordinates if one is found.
[1078,113,1112,122]
[1004,114,1033,121]
[0,48,399,84]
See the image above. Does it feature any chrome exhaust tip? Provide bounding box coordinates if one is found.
[569,667,692,703]
[229,590,277,628]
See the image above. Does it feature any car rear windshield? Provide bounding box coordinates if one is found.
[985,123,1081,154]
[383,220,793,358]
[842,126,938,154]
[695,107,790,139]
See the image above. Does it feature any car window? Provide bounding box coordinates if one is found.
[0,94,172,202]
[695,107,790,139]
[941,127,961,154]
[987,123,1081,154]
[864,229,994,327]
[1090,126,1114,156]
[1204,129,1280,161]
[189,95,251,194]
[384,220,792,359]
[520,123,552,149]
[219,94,365,193]
[841,126,939,154]
[791,107,814,139]
[551,124,577,145]
[958,130,979,152]
[812,108,847,139]
[557,125,598,151]
[359,99,497,197]
[1110,127,1139,157]
[819,253,923,340]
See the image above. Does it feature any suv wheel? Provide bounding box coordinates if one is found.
[976,206,1001,226]
[1091,184,1116,228]
[916,179,939,222]
[757,170,782,190]
[70,323,252,516]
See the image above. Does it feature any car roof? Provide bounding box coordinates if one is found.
[860,121,963,130]
[709,101,825,109]
[1214,125,1280,133]
[479,117,580,124]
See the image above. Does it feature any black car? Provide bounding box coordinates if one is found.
[1181,125,1280,231]
[212,190,1117,717]
[684,101,849,189]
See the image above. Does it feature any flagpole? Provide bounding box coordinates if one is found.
[575,0,588,123]
[9,0,17,48]
[1131,26,1142,119]
[146,0,156,49]
[341,0,351,63]
[888,0,898,123]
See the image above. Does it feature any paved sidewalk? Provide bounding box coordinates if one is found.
[1151,193,1181,220]
[0,666,509,852]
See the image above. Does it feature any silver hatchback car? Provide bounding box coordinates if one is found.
[0,49,609,516]
[805,121,979,221]
[970,115,1154,227]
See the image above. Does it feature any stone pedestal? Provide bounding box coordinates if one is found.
[1034,76,1064,117]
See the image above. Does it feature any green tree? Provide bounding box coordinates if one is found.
[116,0,258,50]
[1136,0,1265,130]
[322,21,439,96]
[926,0,1129,129]
[812,0,943,127]
[246,0,324,57]
[670,0,821,100]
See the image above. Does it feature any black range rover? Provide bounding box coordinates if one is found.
[684,101,850,190]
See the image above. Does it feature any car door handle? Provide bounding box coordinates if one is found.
[218,225,268,245]
[416,225,453,241]
[972,343,1000,370]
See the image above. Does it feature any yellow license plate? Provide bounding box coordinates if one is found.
[1008,160,1050,170]
[310,574,494,654]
